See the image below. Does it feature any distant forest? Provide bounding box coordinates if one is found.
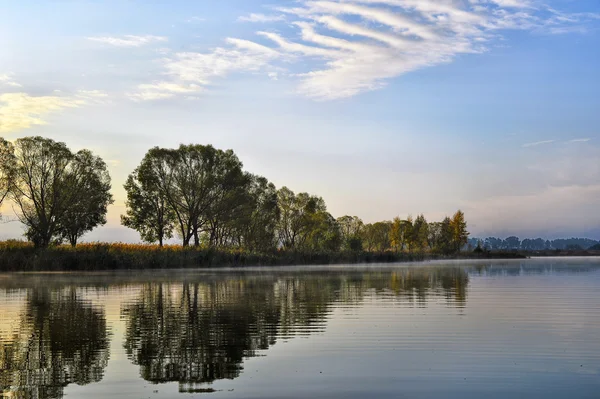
[469,237,600,251]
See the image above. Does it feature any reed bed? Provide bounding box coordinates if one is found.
[0,241,524,272]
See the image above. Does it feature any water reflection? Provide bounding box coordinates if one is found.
[3,261,595,398]
[121,268,469,392]
[0,289,109,399]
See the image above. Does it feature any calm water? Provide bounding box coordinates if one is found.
[1,258,600,399]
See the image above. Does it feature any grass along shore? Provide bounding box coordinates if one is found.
[0,241,525,272]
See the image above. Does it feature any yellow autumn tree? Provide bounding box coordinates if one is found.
[450,210,469,252]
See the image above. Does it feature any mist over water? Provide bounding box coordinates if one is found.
[1,259,599,398]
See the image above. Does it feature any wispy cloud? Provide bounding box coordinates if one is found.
[132,0,599,101]
[238,13,286,23]
[522,140,555,147]
[127,82,202,101]
[128,39,280,101]
[0,73,22,88]
[0,88,109,133]
[0,93,84,133]
[568,138,591,143]
[186,16,206,23]
[489,0,533,8]
[87,35,167,47]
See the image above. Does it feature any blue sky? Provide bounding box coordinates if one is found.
[1,0,600,241]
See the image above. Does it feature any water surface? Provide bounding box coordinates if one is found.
[1,258,599,398]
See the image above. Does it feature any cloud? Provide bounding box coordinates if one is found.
[127,82,203,101]
[87,35,167,47]
[128,39,280,100]
[568,138,591,143]
[127,91,176,102]
[0,93,84,133]
[186,16,206,23]
[489,0,533,8]
[132,0,599,100]
[522,140,555,147]
[238,13,286,23]
[0,74,22,88]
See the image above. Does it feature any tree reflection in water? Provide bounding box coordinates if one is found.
[0,288,110,399]
[121,268,468,392]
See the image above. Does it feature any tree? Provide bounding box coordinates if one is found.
[450,210,469,253]
[58,150,114,247]
[337,215,363,251]
[427,222,442,250]
[304,211,342,252]
[502,236,520,250]
[0,138,15,218]
[403,216,414,252]
[204,154,252,248]
[410,214,429,252]
[433,217,454,254]
[362,221,391,252]
[390,217,407,252]
[276,187,327,250]
[0,137,111,248]
[137,145,247,247]
[122,166,175,246]
[232,175,279,251]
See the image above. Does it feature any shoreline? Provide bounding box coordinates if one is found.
[0,242,527,272]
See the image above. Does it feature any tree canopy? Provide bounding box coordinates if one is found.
[0,136,113,247]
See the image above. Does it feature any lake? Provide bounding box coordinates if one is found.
[1,258,599,399]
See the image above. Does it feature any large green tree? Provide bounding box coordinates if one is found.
[229,175,279,251]
[362,221,391,252]
[132,144,249,247]
[304,211,342,252]
[410,214,429,252]
[0,137,112,248]
[58,150,114,247]
[276,187,328,250]
[337,215,364,251]
[204,153,252,247]
[121,166,175,246]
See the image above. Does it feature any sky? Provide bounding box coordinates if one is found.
[1,0,599,242]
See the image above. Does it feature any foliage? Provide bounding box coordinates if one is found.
[0,138,14,216]
[476,236,600,251]
[0,136,112,248]
[229,175,279,251]
[390,217,409,252]
[133,144,250,247]
[362,221,392,252]
[411,214,429,251]
[450,210,469,253]
[58,149,114,246]
[337,215,364,251]
[122,166,175,246]
[276,187,330,250]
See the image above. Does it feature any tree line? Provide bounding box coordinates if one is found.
[0,136,469,252]
[470,236,600,251]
